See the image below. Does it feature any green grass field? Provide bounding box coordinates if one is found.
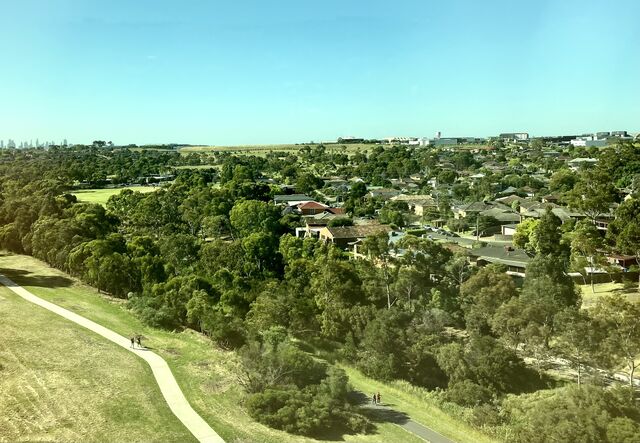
[579,281,640,308]
[72,186,159,206]
[0,253,425,443]
[0,283,194,443]
[179,143,377,157]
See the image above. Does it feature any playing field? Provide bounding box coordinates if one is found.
[72,186,158,206]
[0,281,194,443]
[0,253,425,443]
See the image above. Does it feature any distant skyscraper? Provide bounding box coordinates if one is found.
[0,140,4,149]
[435,131,441,139]
[63,138,68,147]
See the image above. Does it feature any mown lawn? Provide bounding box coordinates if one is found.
[72,186,158,206]
[579,281,640,308]
[0,253,421,443]
[0,285,195,443]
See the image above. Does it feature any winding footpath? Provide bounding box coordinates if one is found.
[360,399,456,443]
[0,274,225,443]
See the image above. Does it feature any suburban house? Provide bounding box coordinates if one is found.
[480,207,521,225]
[567,158,598,171]
[352,230,407,259]
[318,224,392,248]
[495,194,527,207]
[520,203,584,223]
[274,194,313,206]
[501,223,518,236]
[468,245,531,277]
[452,201,494,219]
[391,194,438,215]
[605,253,637,270]
[296,201,329,215]
[367,188,401,200]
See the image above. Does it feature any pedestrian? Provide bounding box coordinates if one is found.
[136,335,142,348]
[376,392,381,405]
[372,393,377,405]
[130,336,135,348]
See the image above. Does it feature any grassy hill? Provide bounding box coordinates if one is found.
[0,282,194,443]
[0,253,426,443]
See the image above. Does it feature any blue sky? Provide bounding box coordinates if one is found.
[1,0,638,145]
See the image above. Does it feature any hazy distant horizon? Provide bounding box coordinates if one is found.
[2,0,639,145]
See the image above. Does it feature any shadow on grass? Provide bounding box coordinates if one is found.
[295,391,412,441]
[0,268,74,288]
[349,391,410,425]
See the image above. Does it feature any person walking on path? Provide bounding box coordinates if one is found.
[376,392,381,405]
[130,336,135,348]
[372,393,377,405]
[136,335,142,348]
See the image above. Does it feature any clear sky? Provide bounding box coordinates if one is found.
[1,0,638,145]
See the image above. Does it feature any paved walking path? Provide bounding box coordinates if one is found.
[360,396,456,443]
[0,274,225,443]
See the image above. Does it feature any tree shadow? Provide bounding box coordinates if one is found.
[298,390,412,441]
[349,391,410,425]
[0,268,74,288]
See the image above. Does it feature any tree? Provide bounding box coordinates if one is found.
[437,335,526,396]
[459,265,517,334]
[512,219,539,253]
[356,309,411,381]
[437,169,457,185]
[361,232,398,309]
[570,219,604,292]
[504,384,640,443]
[350,181,367,199]
[608,197,640,289]
[568,170,617,223]
[555,309,603,385]
[229,200,281,238]
[492,256,580,371]
[549,169,577,193]
[311,256,369,340]
[533,207,566,256]
[295,173,324,194]
[327,217,353,227]
[591,295,640,389]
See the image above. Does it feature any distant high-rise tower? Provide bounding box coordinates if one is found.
[435,131,441,139]
[63,138,68,147]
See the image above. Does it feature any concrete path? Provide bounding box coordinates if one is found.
[359,397,456,443]
[0,274,225,443]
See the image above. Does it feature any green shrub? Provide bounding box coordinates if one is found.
[246,367,371,437]
[445,380,493,407]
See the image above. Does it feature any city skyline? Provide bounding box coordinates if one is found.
[1,0,639,145]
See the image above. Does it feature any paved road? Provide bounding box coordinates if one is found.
[358,394,456,443]
[0,274,225,443]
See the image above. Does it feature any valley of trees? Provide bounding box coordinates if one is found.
[1,141,640,441]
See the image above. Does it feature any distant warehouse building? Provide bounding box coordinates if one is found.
[499,133,529,141]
